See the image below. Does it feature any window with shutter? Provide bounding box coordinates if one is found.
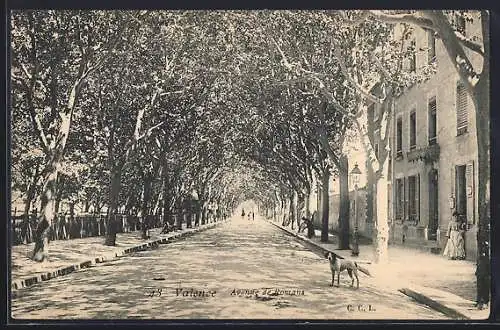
[456,83,468,135]
[450,166,456,210]
[404,177,408,221]
[428,31,436,63]
[396,117,403,157]
[428,96,437,144]
[410,110,416,150]
[417,174,420,224]
[388,183,392,221]
[396,178,404,220]
[466,162,475,225]
[409,39,416,72]
[408,175,418,224]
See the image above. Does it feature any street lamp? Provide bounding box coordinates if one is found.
[350,163,362,257]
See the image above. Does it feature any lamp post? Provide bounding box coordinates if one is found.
[351,163,362,257]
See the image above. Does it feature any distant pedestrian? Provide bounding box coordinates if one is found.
[252,212,254,221]
[241,209,245,218]
[443,211,466,260]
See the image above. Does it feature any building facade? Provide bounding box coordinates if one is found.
[385,13,483,260]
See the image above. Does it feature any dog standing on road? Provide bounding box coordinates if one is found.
[325,252,360,289]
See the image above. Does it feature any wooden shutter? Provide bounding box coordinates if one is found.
[456,83,468,133]
[416,174,420,224]
[428,97,437,142]
[450,166,456,210]
[466,161,475,225]
[388,183,392,221]
[427,31,436,63]
[403,177,409,220]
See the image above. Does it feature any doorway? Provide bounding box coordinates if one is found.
[456,165,467,221]
[428,169,439,240]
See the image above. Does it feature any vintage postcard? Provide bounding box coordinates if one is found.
[8,9,492,321]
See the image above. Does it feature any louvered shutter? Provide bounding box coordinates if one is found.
[450,166,456,210]
[456,83,468,133]
[428,97,437,143]
[466,161,475,225]
[404,177,408,221]
[388,183,392,222]
[427,31,436,63]
[416,174,420,224]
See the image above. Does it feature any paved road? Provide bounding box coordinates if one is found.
[11,215,447,319]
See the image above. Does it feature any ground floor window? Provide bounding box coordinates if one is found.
[408,175,420,224]
[395,178,404,220]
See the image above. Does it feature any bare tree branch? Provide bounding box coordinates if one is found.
[368,10,435,30]
[339,11,372,26]
[454,31,484,56]
[423,10,478,93]
[331,42,382,104]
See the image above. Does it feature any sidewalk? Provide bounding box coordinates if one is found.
[11,221,224,291]
[268,220,489,320]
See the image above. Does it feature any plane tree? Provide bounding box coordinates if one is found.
[10,10,149,260]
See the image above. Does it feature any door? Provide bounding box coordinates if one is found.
[456,165,467,222]
[428,169,439,240]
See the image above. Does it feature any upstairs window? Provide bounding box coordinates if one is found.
[456,82,468,135]
[409,38,416,72]
[410,110,416,150]
[428,96,437,145]
[396,117,403,157]
[427,31,436,63]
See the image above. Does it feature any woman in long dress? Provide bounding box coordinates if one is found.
[443,212,466,260]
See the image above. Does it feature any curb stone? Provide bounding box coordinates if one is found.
[268,219,480,320]
[11,222,222,291]
[398,288,469,320]
[267,220,372,264]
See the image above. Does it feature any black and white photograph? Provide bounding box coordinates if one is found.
[7,9,492,321]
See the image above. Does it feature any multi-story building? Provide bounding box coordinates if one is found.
[381,13,484,261]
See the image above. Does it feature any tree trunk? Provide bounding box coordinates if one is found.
[22,168,38,243]
[31,164,58,261]
[162,181,172,227]
[305,185,311,220]
[105,168,122,246]
[24,167,39,217]
[338,155,350,249]
[474,78,490,307]
[321,168,330,242]
[290,192,297,230]
[141,175,152,239]
[374,157,390,264]
[202,206,207,225]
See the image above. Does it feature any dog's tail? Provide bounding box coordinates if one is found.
[356,263,372,277]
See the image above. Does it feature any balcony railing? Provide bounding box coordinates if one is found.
[406,143,440,164]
